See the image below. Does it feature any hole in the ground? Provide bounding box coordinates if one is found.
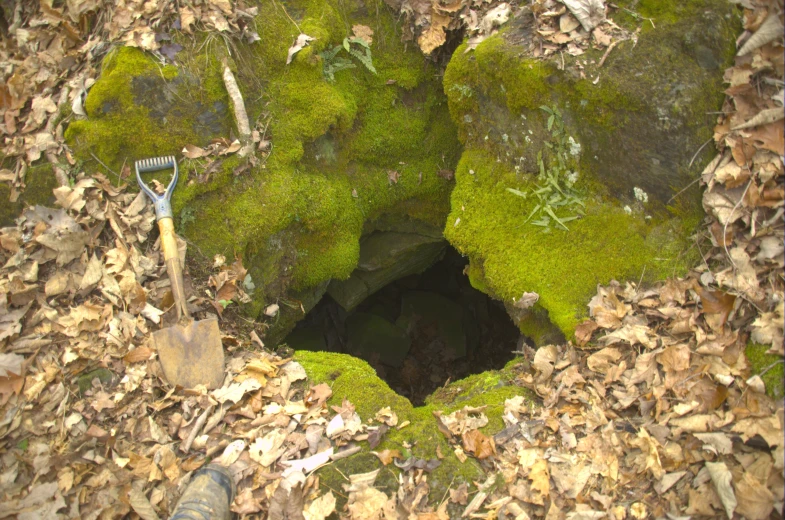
[284,247,521,405]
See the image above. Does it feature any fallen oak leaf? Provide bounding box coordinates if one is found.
[574,319,599,346]
[706,461,737,519]
[432,411,453,439]
[372,449,401,466]
[303,491,336,520]
[305,383,332,408]
[461,429,496,459]
[181,144,210,159]
[529,458,551,497]
[692,282,736,326]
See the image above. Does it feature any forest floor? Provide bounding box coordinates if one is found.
[0,0,783,519]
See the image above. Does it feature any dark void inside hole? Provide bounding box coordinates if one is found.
[284,248,521,405]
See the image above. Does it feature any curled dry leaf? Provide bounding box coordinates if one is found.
[287,34,315,64]
[372,449,401,465]
[461,429,496,459]
[737,13,783,56]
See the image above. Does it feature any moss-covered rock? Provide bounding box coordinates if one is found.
[295,350,533,505]
[64,0,462,341]
[442,0,739,337]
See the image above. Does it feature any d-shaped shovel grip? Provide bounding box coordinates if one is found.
[135,156,190,321]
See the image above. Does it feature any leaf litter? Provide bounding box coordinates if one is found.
[0,0,783,519]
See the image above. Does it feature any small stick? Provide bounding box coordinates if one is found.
[205,438,229,458]
[222,62,254,158]
[722,178,752,269]
[688,138,715,169]
[90,152,122,183]
[202,405,225,435]
[181,404,214,453]
[330,445,362,461]
[598,40,620,68]
[758,359,784,378]
[45,87,71,186]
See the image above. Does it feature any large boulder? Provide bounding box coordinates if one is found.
[442,0,739,336]
[65,0,461,341]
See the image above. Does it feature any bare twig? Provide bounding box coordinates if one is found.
[181,404,214,453]
[90,152,122,184]
[202,405,226,435]
[222,62,254,157]
[759,359,784,378]
[270,0,301,32]
[598,39,620,68]
[688,138,715,169]
[667,177,701,204]
[722,178,753,268]
[330,445,362,461]
[46,87,71,186]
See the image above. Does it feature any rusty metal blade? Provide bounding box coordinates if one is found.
[153,318,224,389]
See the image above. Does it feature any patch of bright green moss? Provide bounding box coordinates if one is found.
[66,0,462,329]
[746,343,784,400]
[65,47,231,173]
[295,350,534,502]
[168,0,461,319]
[444,150,696,336]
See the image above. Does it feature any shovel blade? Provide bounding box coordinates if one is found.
[153,318,225,389]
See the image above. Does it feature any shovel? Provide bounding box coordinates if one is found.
[136,156,225,389]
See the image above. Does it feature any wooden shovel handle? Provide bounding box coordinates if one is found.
[158,217,190,320]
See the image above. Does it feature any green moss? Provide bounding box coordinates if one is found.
[515,304,566,347]
[0,162,59,226]
[439,1,736,337]
[295,350,534,502]
[444,150,696,336]
[153,0,461,323]
[746,343,784,400]
[65,47,231,174]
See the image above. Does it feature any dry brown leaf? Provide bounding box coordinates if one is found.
[706,461,737,519]
[461,429,496,459]
[124,346,154,364]
[418,11,451,55]
[734,471,775,520]
[352,24,373,45]
[574,319,599,346]
[372,449,401,465]
[529,459,550,498]
[303,491,336,520]
[287,34,315,64]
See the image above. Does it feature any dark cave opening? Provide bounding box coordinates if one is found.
[284,247,521,405]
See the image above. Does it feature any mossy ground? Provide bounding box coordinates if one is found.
[746,343,784,400]
[295,350,533,505]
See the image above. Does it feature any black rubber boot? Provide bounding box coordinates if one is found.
[170,464,235,520]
